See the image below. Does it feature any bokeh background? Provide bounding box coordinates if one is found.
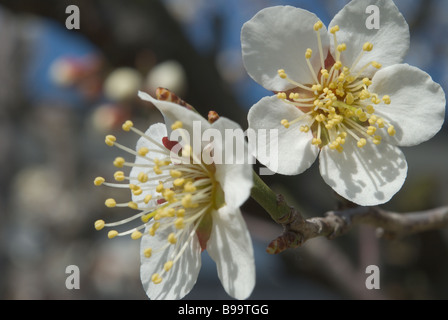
[0,0,447,300]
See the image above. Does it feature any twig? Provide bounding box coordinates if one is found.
[267,200,448,254]
[250,170,448,254]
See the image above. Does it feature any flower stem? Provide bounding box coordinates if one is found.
[250,170,293,223]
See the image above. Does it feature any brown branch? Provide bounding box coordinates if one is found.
[266,197,448,254]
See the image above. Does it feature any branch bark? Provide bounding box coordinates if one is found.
[266,200,448,254]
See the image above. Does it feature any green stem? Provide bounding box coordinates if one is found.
[250,170,293,223]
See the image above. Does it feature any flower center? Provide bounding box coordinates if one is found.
[277,22,395,152]
[95,120,221,285]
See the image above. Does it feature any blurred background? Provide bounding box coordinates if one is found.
[0,0,447,300]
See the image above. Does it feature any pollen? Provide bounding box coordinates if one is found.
[171,121,183,130]
[138,147,149,156]
[131,230,143,240]
[122,120,134,131]
[144,248,152,258]
[151,273,162,284]
[94,220,105,231]
[108,230,118,239]
[105,135,116,147]
[168,233,177,244]
[94,177,105,186]
[164,260,174,272]
[105,198,116,208]
[114,171,125,181]
[113,157,125,168]
[313,21,323,31]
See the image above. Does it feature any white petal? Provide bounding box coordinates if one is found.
[241,5,330,91]
[130,123,168,205]
[247,95,319,175]
[210,117,253,209]
[138,91,210,137]
[329,0,409,77]
[207,206,255,300]
[140,222,202,300]
[369,64,446,146]
[319,139,407,206]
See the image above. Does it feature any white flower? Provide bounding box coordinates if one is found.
[242,0,445,205]
[94,90,255,300]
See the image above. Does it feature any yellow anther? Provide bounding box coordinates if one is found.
[94,220,105,231]
[168,233,177,244]
[376,118,385,128]
[176,208,185,217]
[138,147,149,156]
[280,119,290,128]
[105,198,116,208]
[371,61,382,69]
[315,114,326,122]
[336,145,344,153]
[163,189,176,203]
[173,178,185,187]
[156,182,164,193]
[153,166,162,175]
[337,44,346,52]
[164,261,174,272]
[289,92,300,100]
[366,105,375,114]
[277,69,287,79]
[122,120,133,131]
[182,145,192,157]
[313,21,323,31]
[345,92,354,105]
[171,121,183,130]
[149,222,160,235]
[175,217,185,229]
[183,181,197,193]
[368,114,378,125]
[151,273,162,284]
[131,230,143,240]
[114,171,125,181]
[128,201,139,210]
[94,177,105,186]
[113,157,125,168]
[300,125,310,133]
[144,194,152,204]
[305,48,313,59]
[358,112,368,122]
[357,138,367,148]
[132,187,142,196]
[382,95,391,104]
[333,61,342,70]
[363,42,373,51]
[105,135,116,147]
[362,78,372,86]
[144,248,152,258]
[330,25,339,34]
[138,172,148,183]
[182,194,198,208]
[373,135,382,145]
[312,138,322,146]
[387,125,396,136]
[141,214,151,223]
[170,170,182,178]
[277,92,287,100]
[367,126,377,136]
[108,230,118,239]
